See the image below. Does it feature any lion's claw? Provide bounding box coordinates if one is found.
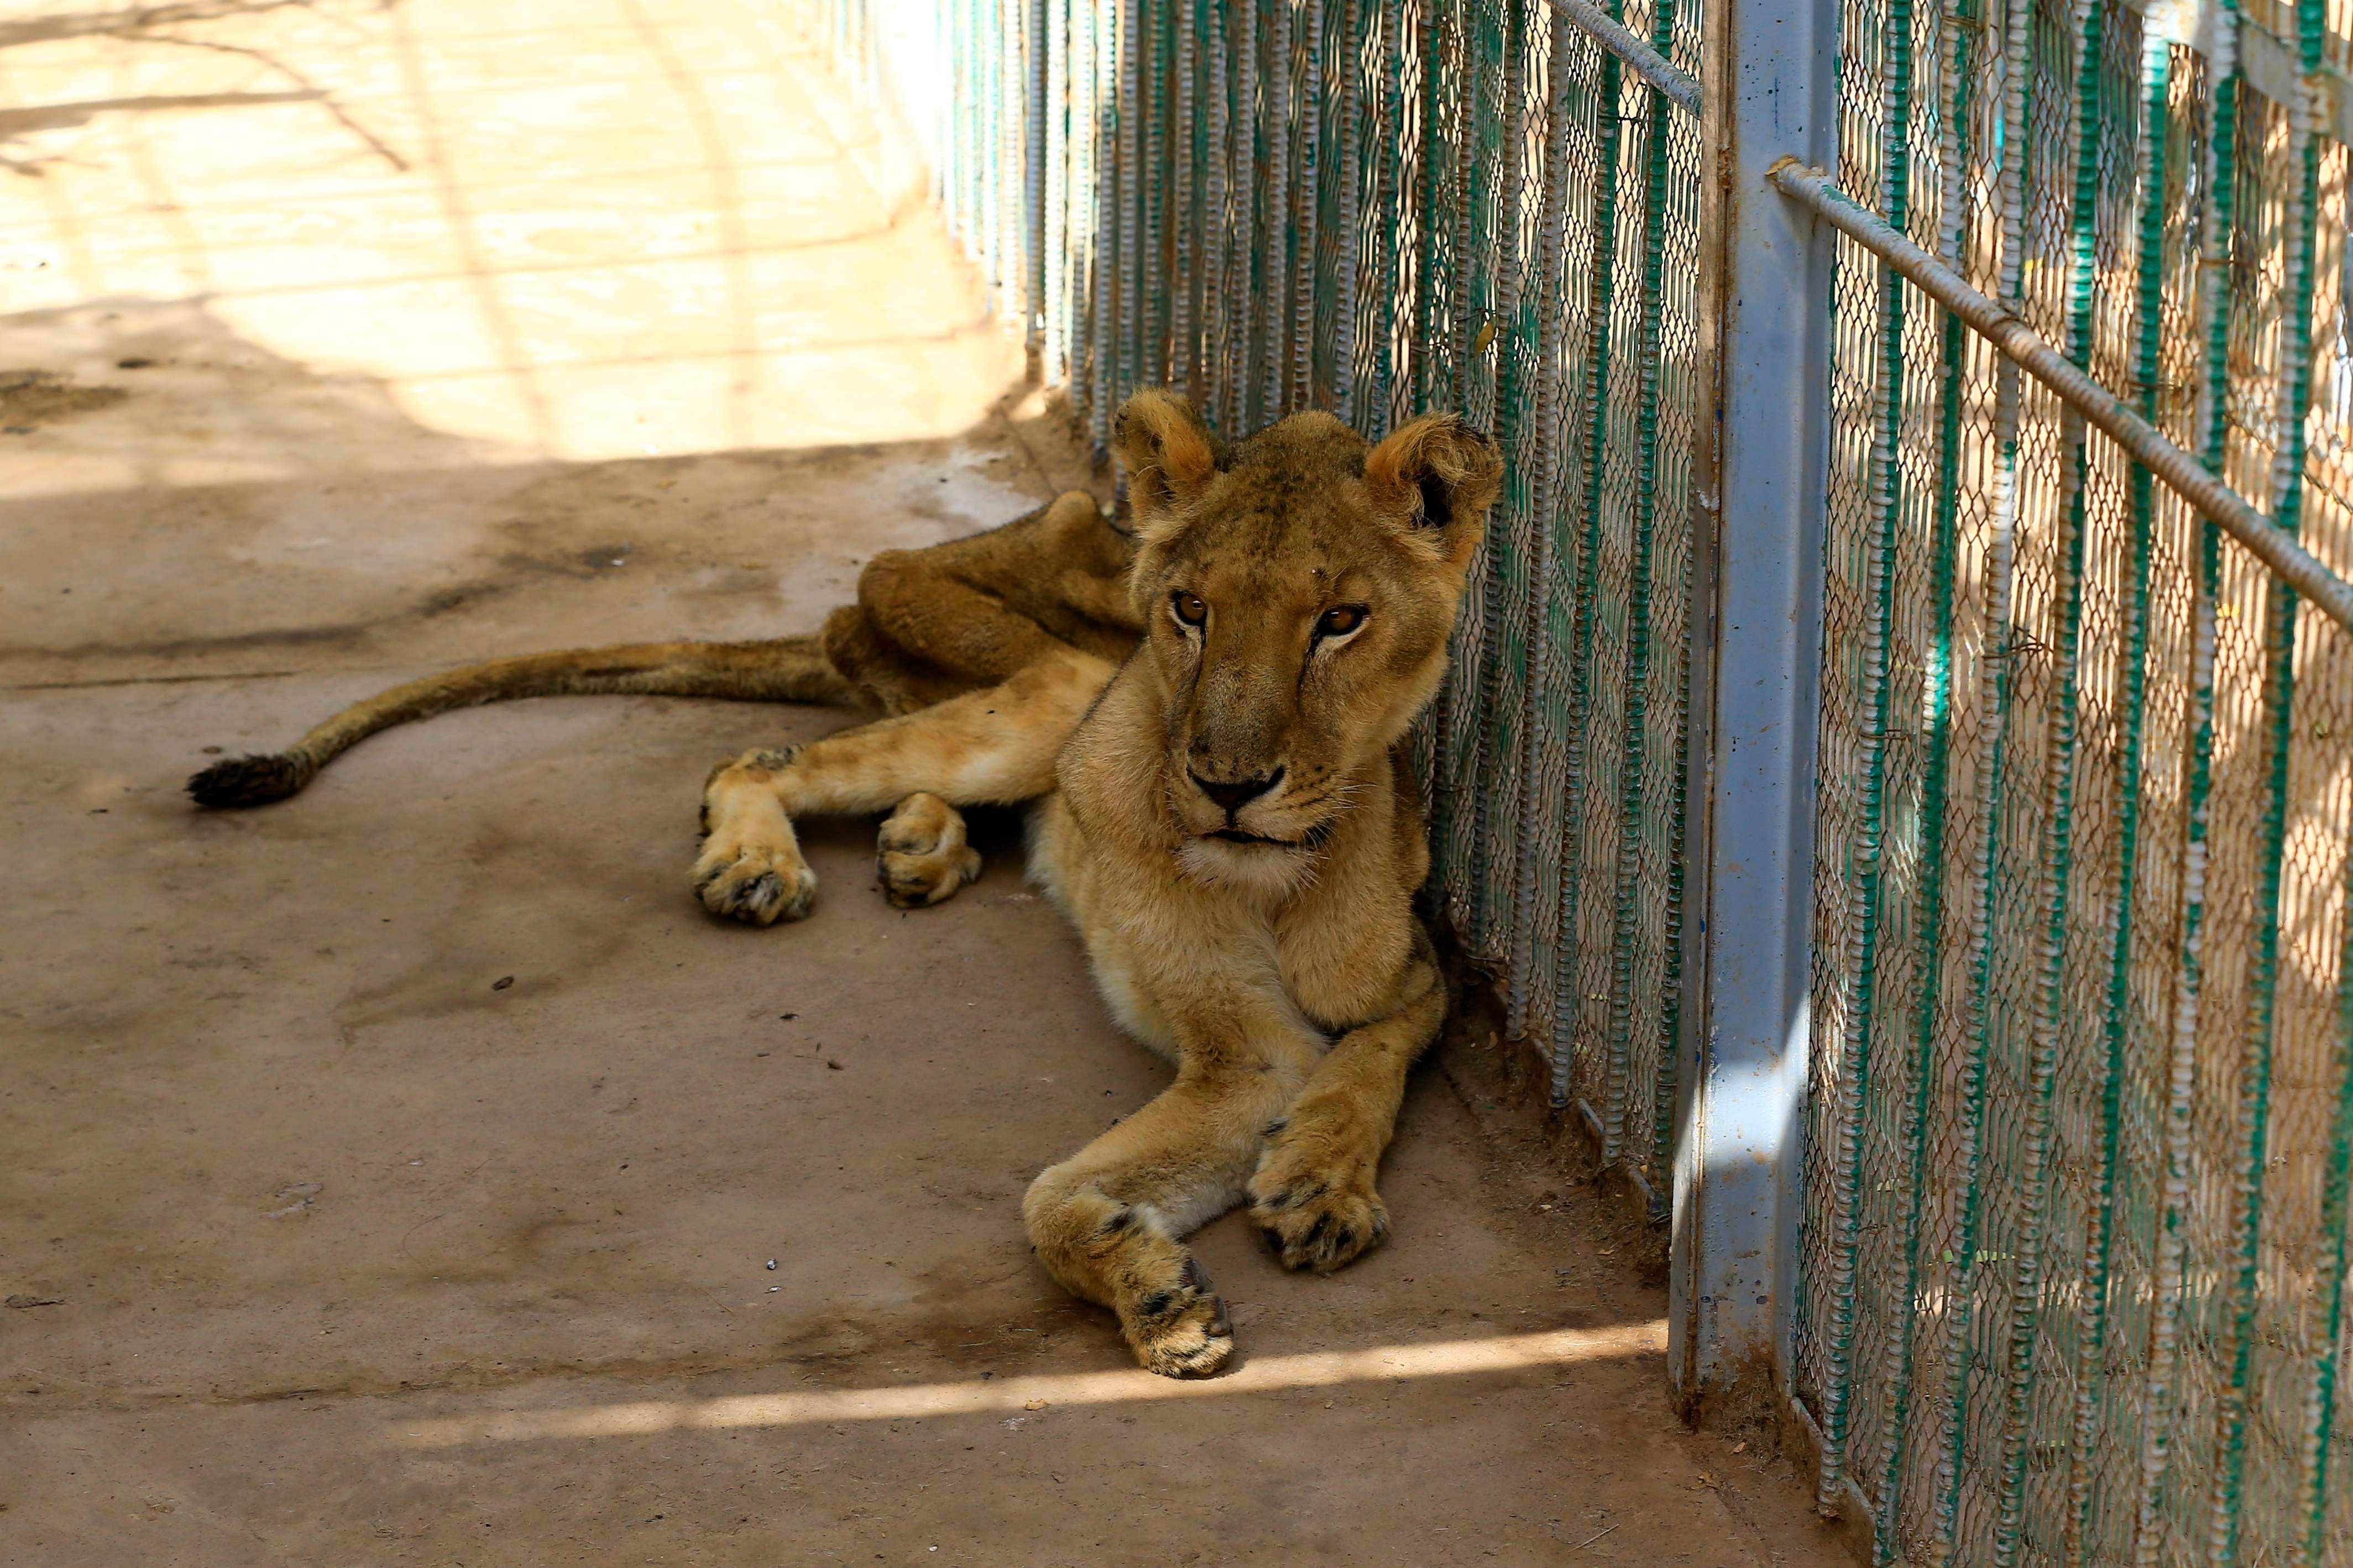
[694,846,817,925]
[1251,1125,1391,1273]
[1123,1253,1235,1377]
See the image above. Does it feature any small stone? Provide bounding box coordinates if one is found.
[765,1259,777,1271]
[492,976,515,990]
[1023,1398,1048,1411]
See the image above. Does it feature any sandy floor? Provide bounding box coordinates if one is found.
[1,2,1853,1562]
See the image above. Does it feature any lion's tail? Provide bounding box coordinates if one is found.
[186,635,855,809]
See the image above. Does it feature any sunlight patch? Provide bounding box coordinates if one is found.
[390,1321,1667,1449]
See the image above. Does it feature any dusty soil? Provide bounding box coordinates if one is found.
[0,1,1854,1562]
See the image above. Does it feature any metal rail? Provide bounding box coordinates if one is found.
[1770,158,2353,636]
[1546,0,1701,115]
[2131,0,2353,143]
[1553,0,2353,143]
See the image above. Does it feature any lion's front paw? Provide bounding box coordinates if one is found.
[1250,1131,1391,1273]
[693,840,817,926]
[876,793,982,909]
[1121,1254,1234,1378]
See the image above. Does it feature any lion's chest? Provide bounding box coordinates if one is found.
[1274,890,1414,1035]
[1030,787,1416,1055]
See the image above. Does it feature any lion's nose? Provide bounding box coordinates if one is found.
[1191,768,1283,816]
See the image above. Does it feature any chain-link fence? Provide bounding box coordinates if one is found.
[1793,0,2353,1563]
[800,2,2353,1563]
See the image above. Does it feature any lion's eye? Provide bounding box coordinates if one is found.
[1172,591,1207,628]
[1316,604,1368,639]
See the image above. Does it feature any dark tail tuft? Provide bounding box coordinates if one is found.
[186,752,315,809]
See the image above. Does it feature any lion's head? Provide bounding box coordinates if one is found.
[1107,388,1503,882]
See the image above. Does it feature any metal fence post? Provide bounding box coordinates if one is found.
[1669,0,1837,1409]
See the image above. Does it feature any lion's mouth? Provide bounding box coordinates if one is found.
[1205,820,1335,851]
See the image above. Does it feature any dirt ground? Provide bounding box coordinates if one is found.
[1,2,1855,1563]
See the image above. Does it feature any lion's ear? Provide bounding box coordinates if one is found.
[1111,388,1217,534]
[1363,414,1503,560]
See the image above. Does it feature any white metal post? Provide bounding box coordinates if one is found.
[1669,0,1838,1408]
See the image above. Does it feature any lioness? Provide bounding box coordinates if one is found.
[191,390,1502,1377]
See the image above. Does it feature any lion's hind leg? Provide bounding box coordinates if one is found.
[695,647,1114,925]
[876,792,982,908]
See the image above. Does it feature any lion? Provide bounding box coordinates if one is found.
[190,390,1503,1377]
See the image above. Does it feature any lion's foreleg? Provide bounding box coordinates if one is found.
[1023,1061,1305,1378]
[693,648,1114,925]
[1248,940,1447,1273]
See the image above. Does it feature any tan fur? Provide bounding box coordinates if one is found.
[186,490,1140,807]
[697,392,1502,1376]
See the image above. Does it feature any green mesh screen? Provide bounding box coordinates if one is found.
[1798,0,2353,1561]
[803,2,2353,1562]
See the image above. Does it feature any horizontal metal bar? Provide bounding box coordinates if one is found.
[1769,159,2353,635]
[2235,31,2353,144]
[2121,0,2353,145]
[1547,0,1703,116]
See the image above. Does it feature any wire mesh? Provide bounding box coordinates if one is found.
[1795,0,2353,1557]
[802,4,2353,1562]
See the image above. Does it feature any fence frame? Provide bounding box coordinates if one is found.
[1664,0,1839,1409]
